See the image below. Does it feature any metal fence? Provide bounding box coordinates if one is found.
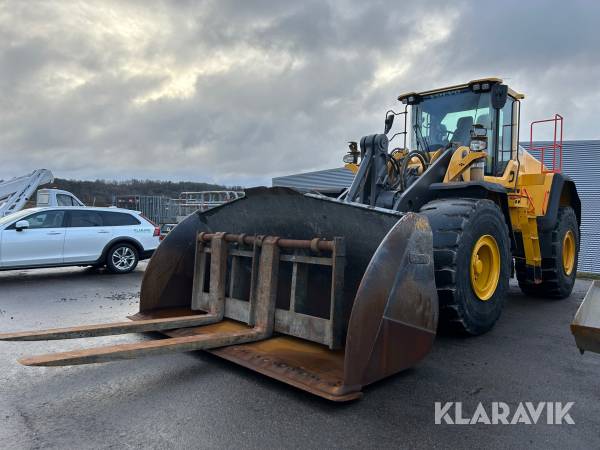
[114,191,244,225]
[114,195,174,224]
[172,191,245,220]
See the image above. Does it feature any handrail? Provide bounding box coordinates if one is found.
[529,114,564,173]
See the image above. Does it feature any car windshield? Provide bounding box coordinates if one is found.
[0,208,41,227]
[412,88,491,151]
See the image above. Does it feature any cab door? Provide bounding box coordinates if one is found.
[0,210,66,267]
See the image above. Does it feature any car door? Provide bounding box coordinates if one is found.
[0,210,66,267]
[63,210,113,263]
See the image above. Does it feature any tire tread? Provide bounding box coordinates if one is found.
[420,198,510,334]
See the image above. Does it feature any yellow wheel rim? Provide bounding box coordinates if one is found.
[470,235,501,301]
[562,230,575,276]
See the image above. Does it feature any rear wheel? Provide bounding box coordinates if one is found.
[106,243,139,274]
[516,206,578,298]
[420,198,511,335]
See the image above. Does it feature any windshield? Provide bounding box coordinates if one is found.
[0,208,42,227]
[412,88,491,151]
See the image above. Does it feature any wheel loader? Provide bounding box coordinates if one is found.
[0,78,582,401]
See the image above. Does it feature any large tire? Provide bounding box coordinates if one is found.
[106,243,139,274]
[420,198,511,335]
[516,206,578,299]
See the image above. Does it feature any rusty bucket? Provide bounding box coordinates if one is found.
[0,187,438,401]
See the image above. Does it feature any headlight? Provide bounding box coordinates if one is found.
[470,138,487,151]
[343,153,357,164]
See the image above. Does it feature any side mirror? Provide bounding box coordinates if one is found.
[15,220,29,231]
[343,141,359,164]
[470,124,487,138]
[491,84,508,109]
[384,114,394,135]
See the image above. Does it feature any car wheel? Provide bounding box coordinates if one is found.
[106,243,139,274]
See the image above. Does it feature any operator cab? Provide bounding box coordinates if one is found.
[398,78,524,177]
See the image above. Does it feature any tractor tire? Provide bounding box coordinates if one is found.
[516,206,578,299]
[420,198,511,335]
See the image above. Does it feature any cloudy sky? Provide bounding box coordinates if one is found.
[1,0,598,186]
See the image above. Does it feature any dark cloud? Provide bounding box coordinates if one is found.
[0,0,598,185]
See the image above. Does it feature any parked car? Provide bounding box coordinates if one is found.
[0,207,160,273]
[159,223,177,240]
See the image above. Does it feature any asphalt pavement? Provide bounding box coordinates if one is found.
[0,264,598,449]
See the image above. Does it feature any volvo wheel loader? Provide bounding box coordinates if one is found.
[0,78,581,401]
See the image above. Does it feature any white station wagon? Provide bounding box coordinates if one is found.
[0,207,160,273]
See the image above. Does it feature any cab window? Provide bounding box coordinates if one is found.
[413,89,491,151]
[57,194,77,206]
[496,98,515,175]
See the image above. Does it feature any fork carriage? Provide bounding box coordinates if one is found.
[1,189,438,401]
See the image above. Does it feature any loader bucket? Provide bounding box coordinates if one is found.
[138,187,438,400]
[571,281,600,354]
[0,187,438,401]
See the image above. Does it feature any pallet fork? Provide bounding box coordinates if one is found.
[1,190,438,401]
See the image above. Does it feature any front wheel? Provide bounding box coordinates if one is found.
[106,243,139,274]
[420,198,511,335]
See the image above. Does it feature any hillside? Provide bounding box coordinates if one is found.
[39,178,241,207]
